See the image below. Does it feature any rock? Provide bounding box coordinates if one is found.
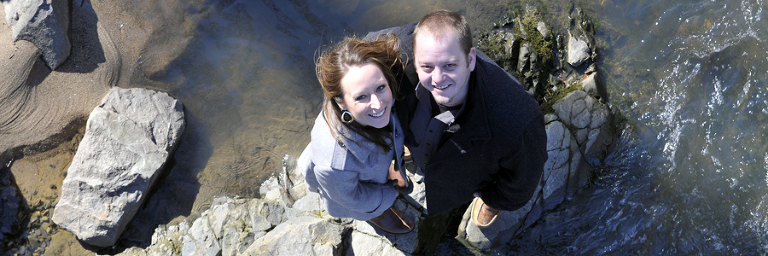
[259,154,306,208]
[542,121,584,210]
[404,169,427,212]
[517,43,531,74]
[52,87,185,247]
[553,90,615,164]
[106,155,428,256]
[536,21,549,38]
[243,216,348,255]
[206,197,254,256]
[0,166,24,244]
[567,31,590,67]
[291,191,323,215]
[346,230,410,256]
[567,7,597,69]
[3,0,71,70]
[581,72,608,102]
[477,5,554,97]
[182,213,222,256]
[542,121,571,210]
[252,200,287,228]
[148,222,189,256]
[112,222,190,256]
[476,29,519,76]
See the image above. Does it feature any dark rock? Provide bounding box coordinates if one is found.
[0,166,24,247]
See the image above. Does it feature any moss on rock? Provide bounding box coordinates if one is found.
[477,4,601,115]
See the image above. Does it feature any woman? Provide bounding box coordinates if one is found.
[297,34,414,234]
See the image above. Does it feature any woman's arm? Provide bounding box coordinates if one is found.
[313,164,399,215]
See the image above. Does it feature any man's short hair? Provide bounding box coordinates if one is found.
[413,10,473,55]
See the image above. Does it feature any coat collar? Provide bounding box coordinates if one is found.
[413,60,493,142]
[460,64,492,142]
[333,109,401,162]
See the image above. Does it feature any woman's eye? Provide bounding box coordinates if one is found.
[354,95,367,101]
[376,85,386,92]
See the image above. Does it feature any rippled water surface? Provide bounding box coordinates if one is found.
[127,0,768,254]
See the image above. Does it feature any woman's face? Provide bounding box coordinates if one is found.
[335,62,393,129]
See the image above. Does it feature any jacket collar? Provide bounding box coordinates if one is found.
[463,59,492,141]
[414,61,492,142]
[333,109,400,162]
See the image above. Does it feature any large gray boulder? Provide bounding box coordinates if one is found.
[52,87,185,247]
[3,0,71,70]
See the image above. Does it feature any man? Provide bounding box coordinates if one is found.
[390,10,548,227]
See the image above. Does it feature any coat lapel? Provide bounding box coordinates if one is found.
[425,68,492,164]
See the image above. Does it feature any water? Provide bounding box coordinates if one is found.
[509,0,768,254]
[82,0,768,254]
[588,0,768,254]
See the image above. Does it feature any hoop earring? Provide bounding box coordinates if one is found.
[341,110,354,124]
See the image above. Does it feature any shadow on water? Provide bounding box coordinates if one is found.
[137,0,333,215]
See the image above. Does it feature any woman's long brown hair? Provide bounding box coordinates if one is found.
[315,34,404,151]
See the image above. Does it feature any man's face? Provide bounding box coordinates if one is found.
[413,30,476,107]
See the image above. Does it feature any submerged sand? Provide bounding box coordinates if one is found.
[1,0,202,253]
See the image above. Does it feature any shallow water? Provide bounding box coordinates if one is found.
[507,0,768,254]
[34,0,768,253]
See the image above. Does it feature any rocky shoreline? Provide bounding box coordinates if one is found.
[1,1,619,255]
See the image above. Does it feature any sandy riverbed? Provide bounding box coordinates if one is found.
[1,0,203,254]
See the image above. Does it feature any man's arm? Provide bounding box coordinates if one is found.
[480,114,548,211]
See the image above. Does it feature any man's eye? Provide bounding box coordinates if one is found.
[421,65,433,70]
[446,63,456,68]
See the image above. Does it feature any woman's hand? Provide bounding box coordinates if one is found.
[388,163,406,187]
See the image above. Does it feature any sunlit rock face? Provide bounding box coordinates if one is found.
[3,0,71,70]
[52,87,185,247]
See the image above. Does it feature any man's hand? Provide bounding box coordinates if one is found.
[389,164,406,187]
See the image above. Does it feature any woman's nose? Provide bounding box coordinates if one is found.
[370,94,381,109]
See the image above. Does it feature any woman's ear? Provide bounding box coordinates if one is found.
[334,96,346,110]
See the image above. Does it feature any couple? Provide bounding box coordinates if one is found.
[298,10,547,234]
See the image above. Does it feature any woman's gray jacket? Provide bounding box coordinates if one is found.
[297,112,407,220]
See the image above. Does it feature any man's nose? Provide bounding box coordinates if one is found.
[432,68,444,84]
